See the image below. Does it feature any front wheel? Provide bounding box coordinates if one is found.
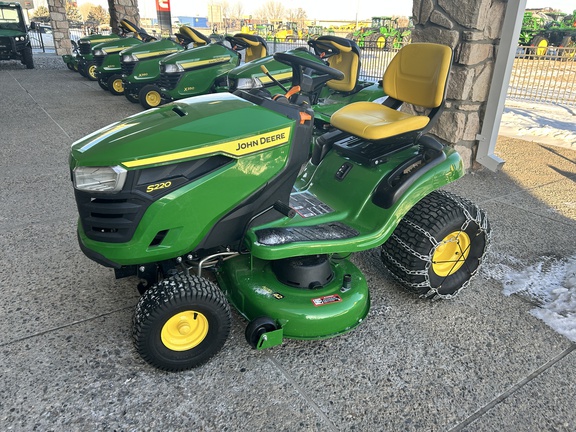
[139,84,164,109]
[381,190,491,299]
[85,61,98,81]
[107,74,125,95]
[22,46,34,69]
[133,274,231,371]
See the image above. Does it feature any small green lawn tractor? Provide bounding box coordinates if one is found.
[154,32,269,109]
[0,1,34,69]
[70,43,491,371]
[120,26,205,105]
[92,20,156,91]
[65,33,121,75]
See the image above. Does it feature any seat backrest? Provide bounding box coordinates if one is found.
[313,36,360,93]
[383,43,452,109]
[233,33,268,62]
[179,26,211,47]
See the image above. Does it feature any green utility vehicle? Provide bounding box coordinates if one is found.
[70,43,490,371]
[121,26,212,108]
[0,1,33,69]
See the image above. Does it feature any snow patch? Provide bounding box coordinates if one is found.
[489,255,576,342]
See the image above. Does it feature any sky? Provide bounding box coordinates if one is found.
[78,0,575,22]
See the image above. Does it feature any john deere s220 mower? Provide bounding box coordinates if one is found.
[70,43,490,371]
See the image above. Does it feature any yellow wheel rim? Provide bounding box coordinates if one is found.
[432,231,471,277]
[376,36,385,49]
[536,39,548,56]
[161,311,209,351]
[88,65,97,79]
[145,90,161,106]
[112,79,124,93]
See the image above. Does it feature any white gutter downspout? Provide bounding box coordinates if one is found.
[475,0,527,171]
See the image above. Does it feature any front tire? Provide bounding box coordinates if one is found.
[107,74,124,95]
[22,46,34,69]
[139,84,164,109]
[381,190,491,299]
[85,61,98,81]
[133,274,231,371]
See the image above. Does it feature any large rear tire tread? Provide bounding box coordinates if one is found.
[381,190,491,300]
[133,273,231,371]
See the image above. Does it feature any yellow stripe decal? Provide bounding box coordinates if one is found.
[179,57,230,70]
[259,71,292,84]
[104,47,128,54]
[135,49,179,59]
[122,127,292,168]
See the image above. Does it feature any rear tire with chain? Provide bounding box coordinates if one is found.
[133,273,231,371]
[381,190,491,299]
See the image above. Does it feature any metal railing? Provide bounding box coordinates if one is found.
[507,46,576,105]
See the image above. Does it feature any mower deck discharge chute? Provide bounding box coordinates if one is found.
[70,43,490,371]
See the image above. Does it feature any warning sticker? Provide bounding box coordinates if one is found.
[311,294,342,307]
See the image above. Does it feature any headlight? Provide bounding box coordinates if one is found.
[73,166,127,193]
[122,53,139,62]
[163,63,184,73]
[236,77,264,90]
[93,49,106,56]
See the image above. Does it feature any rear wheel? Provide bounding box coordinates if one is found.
[133,274,231,371]
[367,32,386,49]
[530,35,549,57]
[97,77,108,91]
[124,91,139,103]
[85,61,98,81]
[139,84,164,109]
[381,190,491,299]
[107,74,124,95]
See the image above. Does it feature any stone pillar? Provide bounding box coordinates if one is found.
[46,0,71,56]
[108,0,141,34]
[411,0,507,170]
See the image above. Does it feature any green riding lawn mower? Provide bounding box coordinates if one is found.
[121,26,211,106]
[64,19,146,78]
[153,32,270,109]
[70,43,491,371]
[91,20,157,90]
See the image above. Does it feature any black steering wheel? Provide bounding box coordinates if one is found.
[274,51,344,82]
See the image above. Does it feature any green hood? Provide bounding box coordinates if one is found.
[71,93,294,169]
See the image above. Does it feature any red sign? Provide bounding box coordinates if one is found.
[156,0,171,12]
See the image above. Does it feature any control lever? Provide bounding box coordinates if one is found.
[260,65,289,93]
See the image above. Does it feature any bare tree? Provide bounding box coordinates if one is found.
[255,1,286,23]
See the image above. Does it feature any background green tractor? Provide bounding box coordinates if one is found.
[121,26,208,107]
[0,1,33,69]
[346,17,411,49]
[519,9,576,57]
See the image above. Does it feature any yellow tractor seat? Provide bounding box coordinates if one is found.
[331,43,452,142]
[309,35,360,93]
[232,33,268,62]
[179,26,211,47]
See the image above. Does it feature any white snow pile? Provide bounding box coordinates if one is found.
[489,255,576,342]
[499,100,576,150]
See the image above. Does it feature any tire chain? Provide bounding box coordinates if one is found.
[382,190,491,300]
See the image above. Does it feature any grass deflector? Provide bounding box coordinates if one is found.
[70,43,491,371]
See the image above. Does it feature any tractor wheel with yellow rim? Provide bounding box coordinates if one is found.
[107,74,125,95]
[133,274,231,371]
[85,61,98,81]
[139,84,164,109]
[381,190,491,299]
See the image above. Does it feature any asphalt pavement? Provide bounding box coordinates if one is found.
[1,53,575,431]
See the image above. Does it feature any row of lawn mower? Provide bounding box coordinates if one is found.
[66,23,492,371]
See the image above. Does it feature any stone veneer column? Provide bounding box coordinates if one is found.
[46,0,140,55]
[108,0,140,35]
[411,0,507,170]
[46,0,71,56]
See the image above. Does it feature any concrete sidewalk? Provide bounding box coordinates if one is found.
[1,55,575,431]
